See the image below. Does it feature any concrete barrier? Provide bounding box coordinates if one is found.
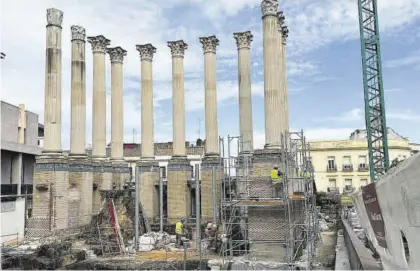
[342,219,381,270]
[352,153,420,270]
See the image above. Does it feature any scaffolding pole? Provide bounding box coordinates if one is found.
[220,131,318,268]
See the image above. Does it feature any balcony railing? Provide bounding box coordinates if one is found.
[326,165,337,172]
[342,164,354,172]
[358,164,369,171]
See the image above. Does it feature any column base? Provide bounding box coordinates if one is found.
[137,159,159,221]
[28,155,69,237]
[68,156,93,227]
[200,155,222,223]
[167,156,191,223]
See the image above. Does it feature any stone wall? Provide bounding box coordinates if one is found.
[200,156,222,222]
[138,161,159,220]
[167,158,191,223]
[68,158,93,226]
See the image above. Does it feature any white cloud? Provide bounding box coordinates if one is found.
[387,110,420,122]
[317,108,363,122]
[385,50,420,69]
[2,0,419,151]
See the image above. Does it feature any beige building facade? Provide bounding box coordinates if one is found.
[310,128,414,193]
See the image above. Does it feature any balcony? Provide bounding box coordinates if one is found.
[342,164,354,172]
[343,185,355,193]
[358,164,369,172]
[326,165,337,172]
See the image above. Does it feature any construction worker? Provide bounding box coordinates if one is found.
[271,165,283,198]
[175,218,185,248]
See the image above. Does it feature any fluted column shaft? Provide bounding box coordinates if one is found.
[168,40,188,157]
[43,8,63,153]
[88,35,110,158]
[199,36,219,155]
[280,23,290,133]
[70,26,86,155]
[136,44,157,159]
[107,47,127,160]
[234,31,254,153]
[262,0,281,148]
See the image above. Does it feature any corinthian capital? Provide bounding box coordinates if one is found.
[233,31,253,50]
[261,0,278,18]
[47,8,63,27]
[167,40,188,58]
[71,25,86,42]
[87,35,111,54]
[199,35,219,54]
[277,11,285,30]
[107,47,127,63]
[282,25,289,45]
[136,43,157,61]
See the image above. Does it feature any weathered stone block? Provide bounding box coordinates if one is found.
[138,160,159,220]
[167,157,191,223]
[201,156,222,222]
[68,157,93,227]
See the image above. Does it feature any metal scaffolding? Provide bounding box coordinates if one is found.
[220,131,318,268]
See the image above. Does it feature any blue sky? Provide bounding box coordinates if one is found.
[2,0,420,150]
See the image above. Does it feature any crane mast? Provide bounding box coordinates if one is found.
[357,0,390,182]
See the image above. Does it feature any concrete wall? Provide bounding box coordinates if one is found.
[1,101,20,143]
[25,111,39,146]
[310,138,412,192]
[22,154,35,184]
[1,198,26,244]
[1,150,12,184]
[352,153,420,270]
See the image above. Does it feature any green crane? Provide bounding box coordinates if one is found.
[357,0,390,182]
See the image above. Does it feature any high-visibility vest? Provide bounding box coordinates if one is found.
[298,170,302,177]
[305,171,311,178]
[271,169,280,184]
[175,222,184,234]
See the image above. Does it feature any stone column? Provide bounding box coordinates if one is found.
[199,36,222,222]
[168,40,188,157]
[136,44,156,159]
[43,8,63,154]
[280,20,290,133]
[88,35,112,212]
[276,11,289,138]
[233,31,254,153]
[30,9,69,236]
[261,0,282,148]
[68,25,93,226]
[136,44,159,221]
[107,47,129,190]
[87,35,110,159]
[167,40,191,223]
[70,26,86,156]
[107,47,126,160]
[199,35,219,156]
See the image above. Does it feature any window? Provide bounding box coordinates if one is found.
[327,156,335,169]
[359,155,367,167]
[190,166,195,178]
[343,156,352,170]
[344,179,352,186]
[343,156,351,166]
[328,179,336,188]
[360,179,368,187]
[160,166,167,179]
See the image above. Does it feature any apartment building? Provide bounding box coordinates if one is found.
[309,128,414,193]
[1,101,41,244]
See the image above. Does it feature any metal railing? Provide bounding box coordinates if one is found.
[342,164,354,172]
[326,165,338,172]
